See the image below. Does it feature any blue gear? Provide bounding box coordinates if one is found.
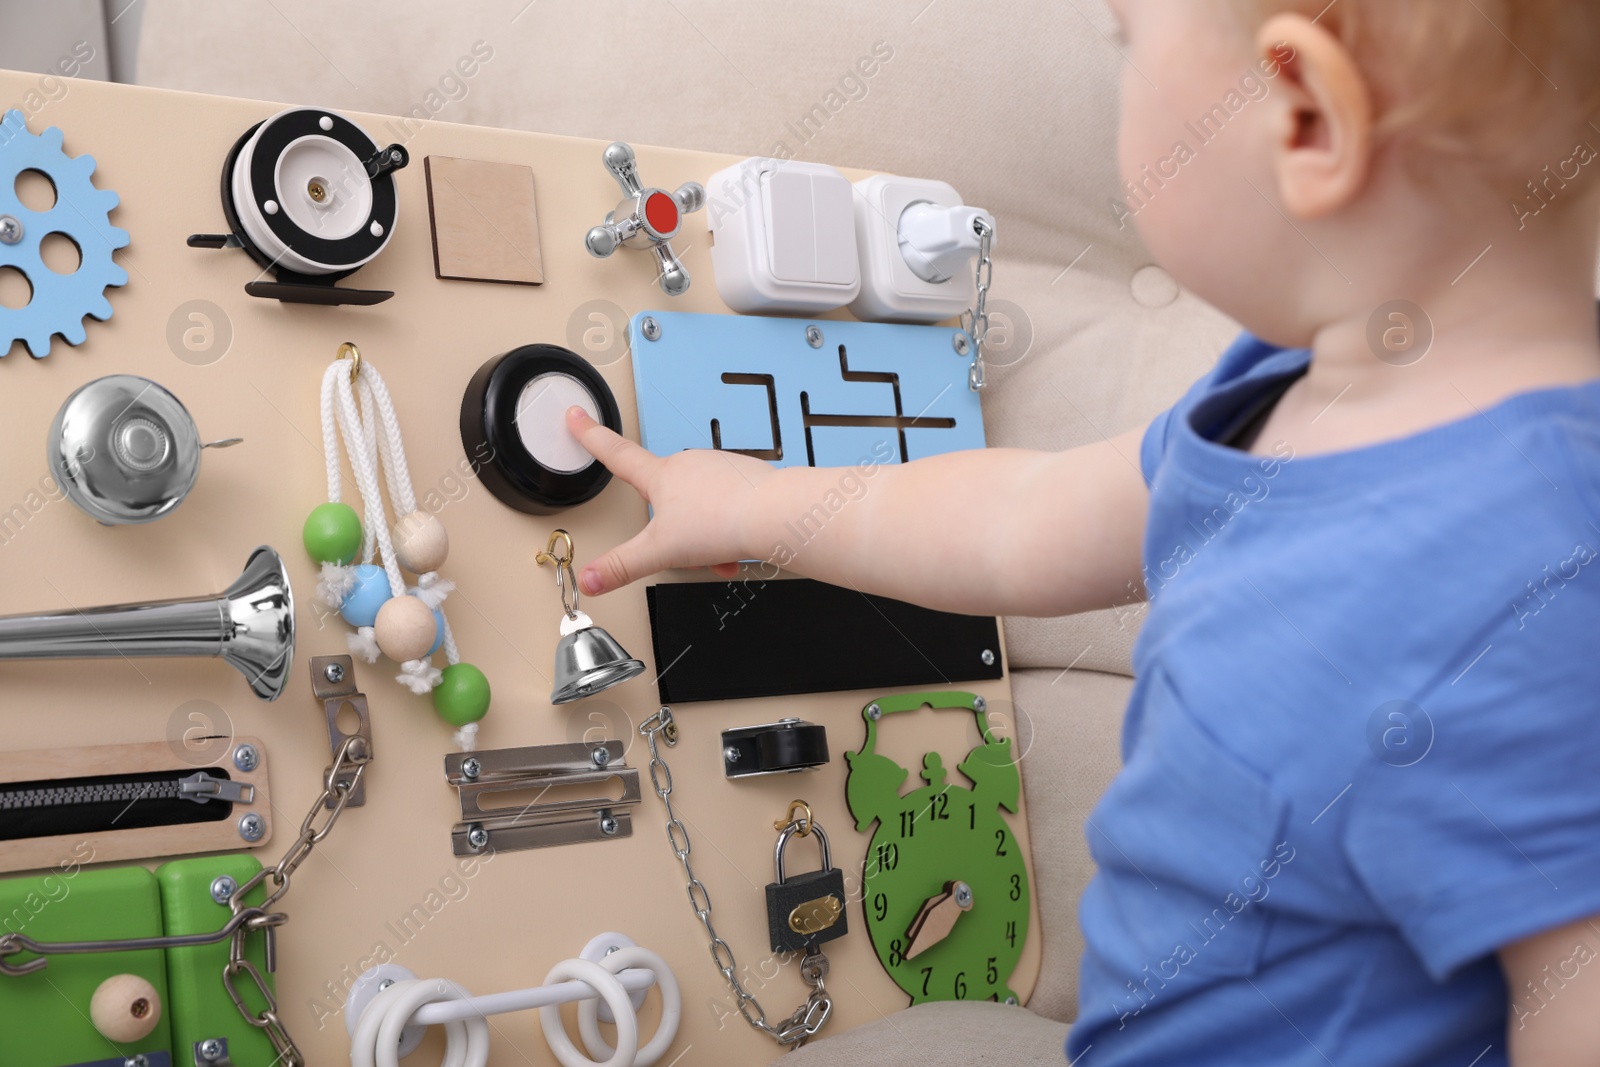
[0,109,129,358]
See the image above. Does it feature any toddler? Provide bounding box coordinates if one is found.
[568,0,1600,1061]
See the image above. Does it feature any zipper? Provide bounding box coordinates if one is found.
[0,768,252,842]
[0,771,252,811]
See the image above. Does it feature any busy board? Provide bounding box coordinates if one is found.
[0,71,1038,1067]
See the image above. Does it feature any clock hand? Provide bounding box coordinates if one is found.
[904,880,974,960]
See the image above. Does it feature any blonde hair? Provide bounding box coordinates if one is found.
[1243,0,1600,164]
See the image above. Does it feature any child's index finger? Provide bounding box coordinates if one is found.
[566,406,658,486]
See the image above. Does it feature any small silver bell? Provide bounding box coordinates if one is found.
[49,375,240,525]
[537,528,646,705]
[551,609,645,705]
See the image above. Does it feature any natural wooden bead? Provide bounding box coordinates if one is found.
[375,594,438,662]
[392,511,449,573]
[90,972,161,1042]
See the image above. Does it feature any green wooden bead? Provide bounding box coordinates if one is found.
[434,663,490,726]
[303,503,363,565]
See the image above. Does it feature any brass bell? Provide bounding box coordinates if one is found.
[537,530,645,705]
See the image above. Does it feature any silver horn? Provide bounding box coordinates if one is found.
[0,545,294,701]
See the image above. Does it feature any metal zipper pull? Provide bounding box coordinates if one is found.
[179,772,255,805]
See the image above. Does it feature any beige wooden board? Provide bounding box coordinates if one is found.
[0,72,1038,1065]
[0,735,272,874]
[425,155,545,285]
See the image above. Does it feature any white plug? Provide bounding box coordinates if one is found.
[899,203,989,283]
[850,174,994,323]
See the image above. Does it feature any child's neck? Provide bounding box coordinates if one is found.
[1244,205,1600,459]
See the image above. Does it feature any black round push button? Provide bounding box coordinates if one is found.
[461,345,623,514]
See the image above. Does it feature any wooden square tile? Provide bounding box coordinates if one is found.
[424,155,545,285]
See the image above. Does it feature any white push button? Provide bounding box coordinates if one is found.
[515,372,599,475]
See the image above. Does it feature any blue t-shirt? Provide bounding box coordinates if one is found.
[1066,334,1600,1065]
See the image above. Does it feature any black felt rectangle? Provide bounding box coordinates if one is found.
[646,579,1003,704]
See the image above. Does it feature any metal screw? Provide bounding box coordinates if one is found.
[237,814,265,842]
[598,811,620,836]
[461,757,481,780]
[324,662,345,683]
[953,881,975,909]
[125,1056,149,1067]
[209,875,237,905]
[466,824,490,851]
[590,745,611,768]
[641,316,661,341]
[307,180,327,202]
[973,696,987,713]
[0,216,22,245]
[232,743,259,773]
[198,1039,224,1063]
[866,703,881,721]
[805,325,824,349]
[953,332,972,357]
[1004,995,1019,1006]
[379,978,395,992]
[980,649,996,666]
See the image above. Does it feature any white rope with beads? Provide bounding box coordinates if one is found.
[319,358,476,749]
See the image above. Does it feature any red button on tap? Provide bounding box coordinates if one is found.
[585,141,706,296]
[644,192,680,236]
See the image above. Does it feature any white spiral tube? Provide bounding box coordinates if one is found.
[346,940,680,1067]
[349,978,490,1067]
[576,947,681,1067]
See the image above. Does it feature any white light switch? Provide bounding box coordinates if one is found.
[709,158,861,314]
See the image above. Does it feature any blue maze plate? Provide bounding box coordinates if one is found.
[628,312,986,471]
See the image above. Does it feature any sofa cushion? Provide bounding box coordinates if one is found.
[1009,665,1129,1023]
[778,1000,1070,1067]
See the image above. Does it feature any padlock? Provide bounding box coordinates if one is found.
[765,816,849,954]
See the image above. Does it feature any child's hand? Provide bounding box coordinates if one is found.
[566,407,770,596]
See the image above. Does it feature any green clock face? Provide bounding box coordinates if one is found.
[846,691,1030,1006]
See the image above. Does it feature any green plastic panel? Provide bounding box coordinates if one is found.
[845,691,1031,1006]
[0,861,173,1067]
[156,855,272,1067]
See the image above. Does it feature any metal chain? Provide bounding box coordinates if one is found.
[640,708,833,1048]
[960,217,996,392]
[223,733,372,1067]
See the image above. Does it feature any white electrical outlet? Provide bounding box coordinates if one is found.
[707,157,861,314]
[850,174,994,324]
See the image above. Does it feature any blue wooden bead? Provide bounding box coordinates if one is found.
[340,564,393,627]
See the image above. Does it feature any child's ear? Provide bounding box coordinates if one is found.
[1257,14,1374,219]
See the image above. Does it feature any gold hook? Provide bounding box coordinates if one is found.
[535,529,575,568]
[536,529,580,618]
[774,799,813,837]
[338,341,361,384]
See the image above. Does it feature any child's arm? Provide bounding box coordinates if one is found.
[567,408,1150,618]
[1501,918,1600,1062]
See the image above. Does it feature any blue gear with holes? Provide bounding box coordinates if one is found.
[0,108,128,358]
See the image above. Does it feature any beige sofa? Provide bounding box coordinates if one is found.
[135,1,1243,1060]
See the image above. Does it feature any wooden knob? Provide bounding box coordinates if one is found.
[392,510,449,574]
[90,972,162,1042]
[374,593,439,662]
